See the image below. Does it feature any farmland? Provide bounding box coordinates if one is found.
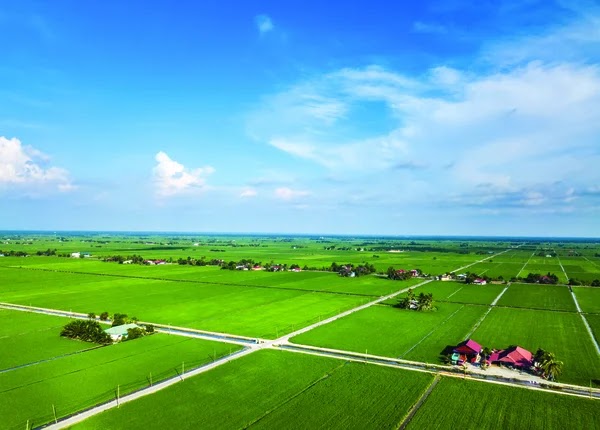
[291,302,489,362]
[73,349,434,430]
[496,283,576,312]
[0,308,93,370]
[574,287,600,313]
[407,377,599,429]
[0,233,599,428]
[0,321,240,429]
[471,307,600,386]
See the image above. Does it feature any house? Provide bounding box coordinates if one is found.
[410,269,419,277]
[291,267,301,272]
[489,346,533,369]
[122,260,133,264]
[453,339,482,364]
[252,265,262,271]
[71,252,81,258]
[440,274,452,281]
[457,273,467,280]
[473,278,487,285]
[104,323,140,342]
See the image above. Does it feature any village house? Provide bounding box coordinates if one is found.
[451,339,482,365]
[473,278,487,285]
[104,323,140,342]
[489,346,533,369]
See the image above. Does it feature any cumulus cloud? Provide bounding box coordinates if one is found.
[240,188,257,198]
[153,151,214,197]
[274,187,310,201]
[255,14,274,34]
[0,136,74,193]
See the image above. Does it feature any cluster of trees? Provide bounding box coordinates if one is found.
[394,289,435,311]
[177,256,223,266]
[523,272,559,284]
[386,267,421,280]
[103,254,146,264]
[537,251,557,257]
[534,348,563,381]
[35,248,58,256]
[334,262,377,277]
[568,278,600,287]
[0,250,29,257]
[60,320,112,345]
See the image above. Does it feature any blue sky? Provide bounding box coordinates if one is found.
[1,0,599,236]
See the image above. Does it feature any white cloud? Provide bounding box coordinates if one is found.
[246,6,600,215]
[240,188,257,198]
[274,187,310,201]
[0,136,74,193]
[153,151,214,197]
[255,14,274,34]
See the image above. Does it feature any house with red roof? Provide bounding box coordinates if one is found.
[489,346,533,369]
[452,339,482,364]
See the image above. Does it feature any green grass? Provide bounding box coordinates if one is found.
[291,303,488,363]
[0,266,369,339]
[0,334,239,429]
[73,349,434,430]
[407,377,599,430]
[584,314,600,347]
[0,309,93,370]
[497,283,576,312]
[573,287,600,314]
[471,307,600,387]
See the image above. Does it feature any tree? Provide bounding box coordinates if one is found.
[112,313,128,327]
[87,312,96,320]
[535,349,564,381]
[99,312,109,321]
[61,320,111,345]
[126,327,145,340]
[540,353,564,381]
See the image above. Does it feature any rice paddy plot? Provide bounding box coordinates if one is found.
[73,349,434,430]
[573,287,600,314]
[521,262,568,283]
[0,309,93,370]
[0,334,239,429]
[496,283,576,312]
[585,314,600,346]
[290,302,486,363]
[0,267,367,338]
[470,307,600,387]
[407,377,599,430]
[381,281,505,306]
[466,261,523,280]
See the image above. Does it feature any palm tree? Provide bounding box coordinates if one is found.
[540,352,564,381]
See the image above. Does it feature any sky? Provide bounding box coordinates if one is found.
[1,0,599,236]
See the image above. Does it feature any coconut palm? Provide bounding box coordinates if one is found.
[540,352,564,381]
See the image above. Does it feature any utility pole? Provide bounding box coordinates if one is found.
[52,404,57,424]
[117,385,120,408]
[149,372,153,387]
[181,362,185,380]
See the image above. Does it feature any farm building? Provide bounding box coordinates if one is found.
[473,278,487,285]
[452,339,482,364]
[489,346,533,369]
[104,323,141,342]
